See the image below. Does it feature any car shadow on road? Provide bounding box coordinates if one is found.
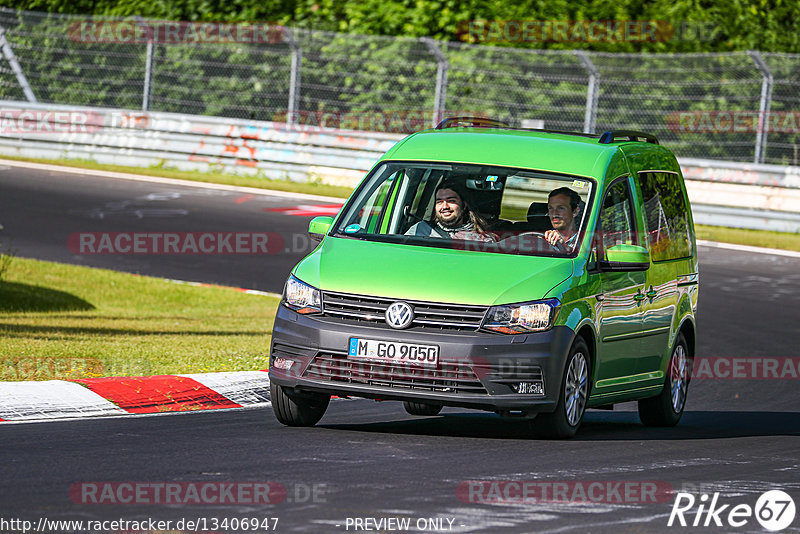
[319,409,800,441]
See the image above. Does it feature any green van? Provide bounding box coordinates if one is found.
[268,118,699,438]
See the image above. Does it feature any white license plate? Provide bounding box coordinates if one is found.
[348,338,439,367]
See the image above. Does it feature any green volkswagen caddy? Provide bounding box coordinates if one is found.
[269,118,699,438]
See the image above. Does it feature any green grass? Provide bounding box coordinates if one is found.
[0,257,279,381]
[696,225,800,252]
[0,155,356,199]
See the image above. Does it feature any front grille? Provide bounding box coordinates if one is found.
[303,352,488,395]
[322,291,488,331]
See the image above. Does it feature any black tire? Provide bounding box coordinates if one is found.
[638,333,691,427]
[403,401,443,416]
[533,337,591,439]
[270,381,330,427]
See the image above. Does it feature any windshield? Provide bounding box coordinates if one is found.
[333,162,594,256]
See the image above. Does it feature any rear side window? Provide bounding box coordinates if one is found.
[637,172,692,261]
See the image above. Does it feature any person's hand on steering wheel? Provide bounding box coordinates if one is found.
[544,230,568,251]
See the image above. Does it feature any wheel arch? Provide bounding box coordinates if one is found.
[573,321,597,390]
[677,316,696,359]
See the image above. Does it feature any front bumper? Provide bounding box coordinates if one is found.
[268,306,576,414]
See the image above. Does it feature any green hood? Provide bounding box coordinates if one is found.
[293,237,574,306]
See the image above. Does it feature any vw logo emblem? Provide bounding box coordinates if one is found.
[385,301,414,329]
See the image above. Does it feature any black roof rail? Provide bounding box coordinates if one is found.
[434,118,658,146]
[598,130,659,145]
[435,117,510,129]
[521,128,600,139]
[435,117,600,138]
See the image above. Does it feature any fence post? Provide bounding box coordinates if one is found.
[134,17,155,112]
[0,25,37,103]
[420,37,448,127]
[142,40,154,112]
[748,50,773,164]
[576,51,598,134]
[284,28,302,124]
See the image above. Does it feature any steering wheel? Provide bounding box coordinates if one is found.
[496,231,562,253]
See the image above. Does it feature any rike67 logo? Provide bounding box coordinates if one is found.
[668,490,796,531]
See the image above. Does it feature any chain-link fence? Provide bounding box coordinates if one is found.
[1,7,799,165]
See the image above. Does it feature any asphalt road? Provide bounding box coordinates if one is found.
[0,163,328,292]
[1,163,799,533]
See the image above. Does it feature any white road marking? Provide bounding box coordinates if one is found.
[0,158,345,203]
[697,239,800,258]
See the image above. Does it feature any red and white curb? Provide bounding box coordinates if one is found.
[0,371,270,422]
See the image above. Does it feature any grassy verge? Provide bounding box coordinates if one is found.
[3,155,800,253]
[0,257,279,381]
[0,155,355,199]
[696,225,800,252]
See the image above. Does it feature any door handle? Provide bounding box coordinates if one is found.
[634,292,646,303]
[646,287,658,299]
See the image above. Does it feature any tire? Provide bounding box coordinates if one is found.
[533,337,591,439]
[403,401,443,416]
[270,381,330,427]
[638,333,691,427]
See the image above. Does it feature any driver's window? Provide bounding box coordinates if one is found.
[357,171,399,233]
[599,179,637,254]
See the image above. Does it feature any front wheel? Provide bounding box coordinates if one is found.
[403,401,443,416]
[270,381,330,427]
[638,333,691,427]
[533,337,591,439]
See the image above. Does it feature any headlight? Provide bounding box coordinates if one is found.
[482,298,560,334]
[282,275,322,314]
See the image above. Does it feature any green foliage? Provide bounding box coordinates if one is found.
[1,3,798,164]
[3,0,800,53]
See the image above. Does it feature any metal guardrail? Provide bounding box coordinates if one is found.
[691,205,800,234]
[0,100,798,233]
[0,101,398,186]
[681,157,800,188]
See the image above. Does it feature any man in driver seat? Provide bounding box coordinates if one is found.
[404,180,494,242]
[544,187,582,250]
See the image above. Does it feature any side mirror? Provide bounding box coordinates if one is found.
[598,244,651,272]
[308,216,333,242]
